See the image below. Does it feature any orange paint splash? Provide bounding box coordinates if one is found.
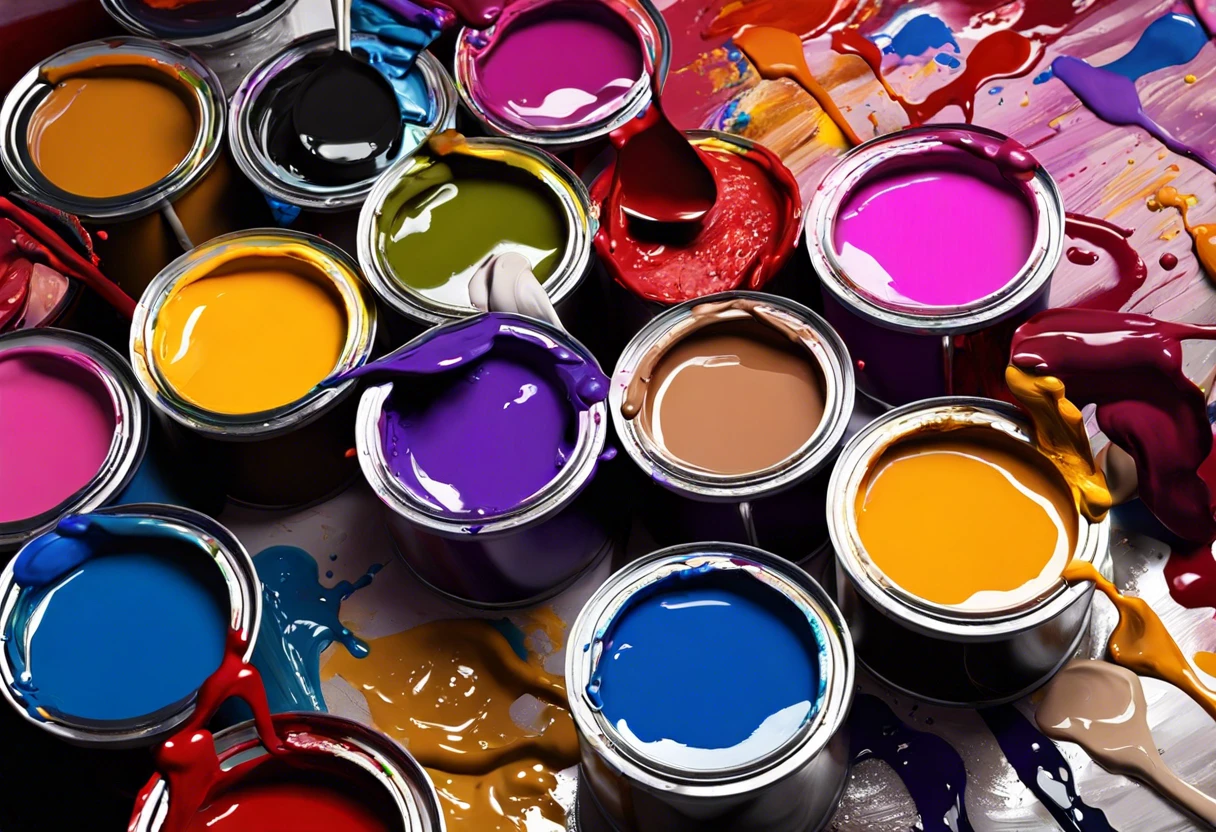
[1148,186,1216,280]
[1195,651,1216,677]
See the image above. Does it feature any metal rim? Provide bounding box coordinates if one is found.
[357,136,596,326]
[566,542,854,797]
[101,0,300,49]
[0,37,225,221]
[0,504,260,747]
[610,291,855,501]
[828,397,1111,639]
[0,329,147,551]
[453,0,670,147]
[229,31,457,211]
[129,228,377,439]
[806,125,1064,334]
[355,313,608,537]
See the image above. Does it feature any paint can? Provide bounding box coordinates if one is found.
[0,328,147,552]
[229,29,457,247]
[806,126,1064,406]
[828,398,1112,706]
[129,711,444,831]
[610,292,853,561]
[0,37,270,300]
[592,130,803,352]
[567,542,854,832]
[351,312,621,607]
[129,228,377,509]
[453,0,669,148]
[0,505,259,747]
[358,133,596,335]
[100,0,304,94]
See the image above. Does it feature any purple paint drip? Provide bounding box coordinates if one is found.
[338,313,607,517]
[1052,56,1216,176]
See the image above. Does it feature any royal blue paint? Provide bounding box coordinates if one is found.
[588,565,826,769]
[988,86,1004,95]
[250,546,378,714]
[935,53,961,69]
[1100,13,1206,82]
[882,13,958,59]
[1033,69,1054,84]
[7,514,229,723]
[978,705,1115,832]
[850,694,973,832]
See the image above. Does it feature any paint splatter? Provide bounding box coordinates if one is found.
[850,694,973,832]
[881,13,959,60]
[1100,13,1207,82]
[1161,252,1179,270]
[251,546,380,714]
[978,705,1115,832]
[1148,186,1216,279]
[1063,213,1148,311]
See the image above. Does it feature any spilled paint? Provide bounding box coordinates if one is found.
[1063,213,1148,310]
[1100,13,1208,82]
[1148,186,1216,280]
[881,14,958,61]
[850,694,973,832]
[705,0,868,41]
[978,705,1115,832]
[251,546,379,714]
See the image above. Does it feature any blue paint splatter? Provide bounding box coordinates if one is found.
[988,86,1004,95]
[1100,13,1207,82]
[935,53,961,69]
[1033,69,1054,85]
[251,546,381,713]
[882,13,959,59]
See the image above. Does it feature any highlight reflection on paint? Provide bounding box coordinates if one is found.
[1148,186,1216,280]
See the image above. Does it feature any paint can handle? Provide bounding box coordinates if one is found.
[470,252,565,331]
[738,500,760,548]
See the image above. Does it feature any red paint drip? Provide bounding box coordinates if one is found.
[1161,252,1179,270]
[1063,213,1148,311]
[609,100,718,224]
[1066,246,1100,266]
[705,0,872,40]
[1010,309,1216,542]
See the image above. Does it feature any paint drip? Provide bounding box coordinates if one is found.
[849,694,973,832]
[1062,213,1148,311]
[977,704,1114,832]
[1148,186,1216,280]
[250,546,379,714]
[1037,660,1216,827]
[322,618,577,831]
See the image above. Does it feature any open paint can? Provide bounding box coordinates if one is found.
[454,0,668,147]
[0,505,259,747]
[229,31,456,221]
[359,133,595,331]
[352,312,621,607]
[129,229,377,508]
[100,0,303,93]
[0,329,147,552]
[807,126,1064,406]
[0,38,269,299]
[567,542,853,832]
[611,292,853,560]
[130,712,444,831]
[828,398,1111,705]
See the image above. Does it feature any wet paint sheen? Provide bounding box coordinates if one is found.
[856,429,1077,609]
[0,349,116,523]
[153,261,346,414]
[376,158,565,308]
[589,569,823,769]
[833,151,1036,308]
[27,70,197,199]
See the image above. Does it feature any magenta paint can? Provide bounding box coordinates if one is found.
[0,329,147,552]
[350,312,623,608]
[806,126,1064,407]
[453,0,669,147]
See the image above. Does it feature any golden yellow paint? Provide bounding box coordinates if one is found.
[322,619,578,832]
[856,428,1078,609]
[1005,366,1112,522]
[1148,186,1216,280]
[153,256,346,414]
[1186,74,1198,84]
[1195,651,1216,677]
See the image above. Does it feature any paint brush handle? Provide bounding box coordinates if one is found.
[332,0,351,53]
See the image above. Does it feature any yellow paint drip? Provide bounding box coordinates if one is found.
[1148,186,1216,279]
[1196,651,1216,677]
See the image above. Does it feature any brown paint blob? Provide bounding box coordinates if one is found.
[636,320,825,475]
[27,69,197,199]
[856,427,1078,609]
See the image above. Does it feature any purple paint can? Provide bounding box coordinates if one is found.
[348,312,622,607]
[454,0,668,147]
[806,126,1064,407]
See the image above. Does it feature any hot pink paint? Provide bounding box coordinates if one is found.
[0,349,116,522]
[832,151,1037,309]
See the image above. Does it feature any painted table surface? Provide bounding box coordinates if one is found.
[245,0,1216,830]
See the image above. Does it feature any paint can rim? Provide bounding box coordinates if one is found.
[101,0,301,50]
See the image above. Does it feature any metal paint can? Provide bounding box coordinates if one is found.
[352,313,622,608]
[129,229,377,509]
[129,712,445,831]
[610,291,854,561]
[567,542,854,832]
[0,328,147,552]
[0,504,259,747]
[453,0,669,148]
[0,37,271,300]
[806,126,1064,407]
[828,398,1112,706]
